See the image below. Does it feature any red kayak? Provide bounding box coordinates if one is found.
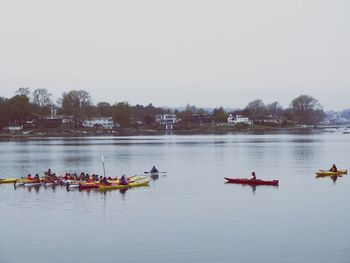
[78,182,99,190]
[224,177,279,186]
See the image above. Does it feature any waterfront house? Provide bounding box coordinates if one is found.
[82,117,114,129]
[227,114,252,125]
[251,116,281,125]
[37,115,75,129]
[155,114,178,130]
[3,124,23,134]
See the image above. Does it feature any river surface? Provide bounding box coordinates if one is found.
[0,132,350,263]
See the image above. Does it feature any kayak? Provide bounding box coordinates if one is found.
[99,178,150,190]
[0,178,33,184]
[79,182,99,190]
[24,182,42,187]
[0,178,18,184]
[44,181,61,187]
[315,169,347,177]
[224,177,279,186]
[66,182,80,189]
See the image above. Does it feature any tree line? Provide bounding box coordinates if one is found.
[0,87,330,129]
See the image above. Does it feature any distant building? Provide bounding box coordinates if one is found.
[155,114,178,130]
[82,117,114,129]
[322,113,349,125]
[38,115,74,129]
[251,116,280,125]
[3,124,23,134]
[228,114,251,125]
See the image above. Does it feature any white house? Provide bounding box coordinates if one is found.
[155,114,178,124]
[155,114,178,130]
[82,117,114,129]
[227,114,252,125]
[4,124,23,133]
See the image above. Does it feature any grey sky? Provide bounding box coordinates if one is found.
[0,0,349,111]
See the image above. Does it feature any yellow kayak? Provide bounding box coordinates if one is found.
[0,178,33,184]
[107,175,147,184]
[0,178,18,184]
[99,178,150,190]
[315,169,347,177]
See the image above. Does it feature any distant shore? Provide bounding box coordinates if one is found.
[0,125,344,140]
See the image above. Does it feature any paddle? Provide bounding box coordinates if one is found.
[144,171,167,174]
[101,154,107,178]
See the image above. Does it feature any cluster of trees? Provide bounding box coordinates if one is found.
[0,87,328,129]
[0,88,168,129]
[0,88,53,128]
[242,96,325,125]
[177,95,326,126]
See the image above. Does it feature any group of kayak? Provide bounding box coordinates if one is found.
[225,164,348,186]
[0,166,162,191]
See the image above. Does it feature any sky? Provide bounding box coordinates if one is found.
[0,0,349,111]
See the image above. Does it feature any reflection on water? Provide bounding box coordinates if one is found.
[1,133,350,263]
[225,182,279,194]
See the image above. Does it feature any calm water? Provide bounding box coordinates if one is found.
[1,132,350,263]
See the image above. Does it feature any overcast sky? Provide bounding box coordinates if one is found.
[0,0,349,111]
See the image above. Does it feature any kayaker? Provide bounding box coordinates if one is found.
[34,174,40,182]
[101,177,111,185]
[120,175,128,185]
[329,164,338,172]
[27,174,33,180]
[251,172,256,180]
[150,166,159,173]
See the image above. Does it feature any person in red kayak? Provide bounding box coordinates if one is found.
[27,174,33,180]
[251,172,256,180]
[329,164,338,172]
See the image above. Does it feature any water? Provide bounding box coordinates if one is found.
[1,132,350,263]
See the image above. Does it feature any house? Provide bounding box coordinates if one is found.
[37,115,74,129]
[251,116,281,125]
[82,117,114,129]
[155,114,178,130]
[155,114,178,124]
[3,124,23,134]
[227,114,251,125]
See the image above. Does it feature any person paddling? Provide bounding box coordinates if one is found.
[251,172,257,180]
[329,164,338,172]
[150,166,159,173]
[120,175,128,185]
[101,177,111,185]
[34,174,40,182]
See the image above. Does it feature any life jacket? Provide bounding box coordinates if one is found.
[120,177,128,185]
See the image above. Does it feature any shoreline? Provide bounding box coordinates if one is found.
[0,126,338,140]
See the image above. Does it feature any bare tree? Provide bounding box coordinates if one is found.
[32,89,52,114]
[15,87,30,97]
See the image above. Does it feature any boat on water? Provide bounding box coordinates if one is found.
[224,177,279,186]
[343,128,350,134]
[0,178,34,184]
[98,178,151,190]
[315,169,347,177]
[323,128,337,133]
